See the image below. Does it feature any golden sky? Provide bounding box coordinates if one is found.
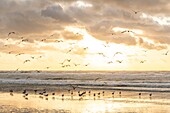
[0,0,170,71]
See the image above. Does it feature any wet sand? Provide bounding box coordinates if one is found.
[0,88,170,113]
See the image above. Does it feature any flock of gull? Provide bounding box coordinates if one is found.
[9,88,153,101]
[1,10,169,71]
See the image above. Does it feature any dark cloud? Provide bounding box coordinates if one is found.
[41,4,76,23]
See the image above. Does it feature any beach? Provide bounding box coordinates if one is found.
[0,71,170,113]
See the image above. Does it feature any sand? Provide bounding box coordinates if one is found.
[0,86,170,113]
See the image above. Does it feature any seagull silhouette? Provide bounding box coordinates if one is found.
[113,52,122,57]
[16,53,24,56]
[8,32,15,36]
[121,30,135,34]
[107,61,113,64]
[132,10,140,14]
[163,50,169,55]
[94,77,101,81]
[140,60,146,63]
[84,63,90,66]
[55,40,63,43]
[23,60,30,63]
[116,60,123,63]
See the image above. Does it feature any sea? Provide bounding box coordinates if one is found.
[0,71,170,93]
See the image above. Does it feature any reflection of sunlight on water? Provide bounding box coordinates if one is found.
[0,92,170,113]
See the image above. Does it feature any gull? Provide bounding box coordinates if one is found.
[83,47,88,50]
[132,10,140,14]
[67,48,73,54]
[74,63,80,66]
[163,50,169,55]
[15,68,19,71]
[140,60,146,63]
[61,65,65,68]
[31,56,35,59]
[21,39,29,42]
[69,84,77,90]
[84,63,90,66]
[79,91,86,97]
[8,32,15,36]
[41,39,46,42]
[46,67,50,69]
[55,40,63,43]
[121,30,135,34]
[94,77,101,81]
[65,64,71,67]
[113,52,122,57]
[23,60,30,63]
[8,51,13,54]
[116,60,123,63]
[97,52,107,57]
[16,53,24,56]
[107,61,113,64]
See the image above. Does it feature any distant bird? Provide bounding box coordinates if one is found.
[23,60,30,63]
[62,94,64,97]
[121,30,135,34]
[97,52,107,57]
[116,60,123,63]
[79,92,86,97]
[15,68,19,71]
[24,93,28,96]
[107,61,113,64]
[21,39,29,42]
[65,64,71,67]
[84,63,90,66]
[67,49,73,54]
[140,60,146,63]
[34,90,37,94]
[9,89,13,93]
[83,47,88,50]
[132,10,140,14]
[74,63,80,66]
[149,93,152,97]
[22,89,27,94]
[113,52,122,57]
[31,56,35,59]
[44,93,48,97]
[41,39,46,42]
[55,40,63,43]
[52,93,55,95]
[69,84,77,90]
[94,77,101,81]
[16,53,24,56]
[61,65,65,68]
[8,51,13,54]
[46,67,50,69]
[8,32,15,36]
[163,50,169,55]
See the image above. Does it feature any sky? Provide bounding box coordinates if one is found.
[0,0,170,71]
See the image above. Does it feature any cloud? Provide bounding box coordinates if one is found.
[61,30,83,40]
[41,4,76,23]
[138,38,167,50]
